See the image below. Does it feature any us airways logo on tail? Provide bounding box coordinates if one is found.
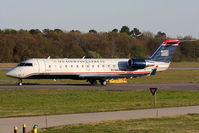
[150,39,181,62]
[161,50,169,56]
[6,39,189,86]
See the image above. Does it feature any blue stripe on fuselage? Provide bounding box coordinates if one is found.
[25,73,150,80]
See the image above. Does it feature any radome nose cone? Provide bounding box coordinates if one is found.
[5,71,11,77]
[5,70,15,77]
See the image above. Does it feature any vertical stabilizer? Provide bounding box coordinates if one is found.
[150,39,180,63]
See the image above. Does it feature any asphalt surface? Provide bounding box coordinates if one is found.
[1,105,199,133]
[0,83,199,90]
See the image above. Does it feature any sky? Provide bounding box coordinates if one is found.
[0,0,199,38]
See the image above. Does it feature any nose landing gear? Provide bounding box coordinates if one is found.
[18,79,23,86]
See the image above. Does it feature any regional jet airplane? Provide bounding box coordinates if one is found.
[6,39,182,86]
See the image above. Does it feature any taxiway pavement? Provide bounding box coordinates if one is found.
[1,105,199,133]
[0,83,199,90]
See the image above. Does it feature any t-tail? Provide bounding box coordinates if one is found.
[149,39,181,72]
[150,39,180,62]
[128,39,181,75]
[149,39,194,75]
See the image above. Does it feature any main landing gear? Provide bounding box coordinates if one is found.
[88,80,97,85]
[88,79,108,86]
[18,79,23,86]
[99,80,107,86]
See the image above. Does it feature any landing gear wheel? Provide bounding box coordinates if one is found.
[89,80,97,85]
[100,80,107,86]
[18,79,23,86]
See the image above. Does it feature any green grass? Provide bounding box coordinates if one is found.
[39,113,199,133]
[128,69,199,84]
[0,63,17,67]
[170,61,199,67]
[1,69,199,85]
[1,89,199,117]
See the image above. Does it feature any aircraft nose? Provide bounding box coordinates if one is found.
[6,71,12,77]
[6,70,16,78]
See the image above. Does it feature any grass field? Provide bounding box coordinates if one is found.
[170,61,199,67]
[1,62,198,132]
[1,89,199,118]
[128,69,199,84]
[0,62,199,118]
[0,63,17,67]
[39,113,199,133]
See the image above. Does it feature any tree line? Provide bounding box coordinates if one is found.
[0,26,198,63]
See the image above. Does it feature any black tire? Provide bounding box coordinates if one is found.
[89,80,97,85]
[18,82,22,86]
[100,80,107,86]
[18,79,23,86]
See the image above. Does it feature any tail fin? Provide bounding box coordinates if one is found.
[150,39,180,62]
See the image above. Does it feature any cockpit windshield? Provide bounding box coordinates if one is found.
[17,63,33,67]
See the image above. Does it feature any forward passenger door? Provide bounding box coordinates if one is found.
[37,60,46,73]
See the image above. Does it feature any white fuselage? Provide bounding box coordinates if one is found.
[6,58,169,80]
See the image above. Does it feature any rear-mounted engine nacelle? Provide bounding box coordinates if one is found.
[128,59,154,69]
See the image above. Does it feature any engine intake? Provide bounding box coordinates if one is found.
[128,59,154,69]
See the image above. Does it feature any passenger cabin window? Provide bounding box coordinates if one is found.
[17,63,33,67]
